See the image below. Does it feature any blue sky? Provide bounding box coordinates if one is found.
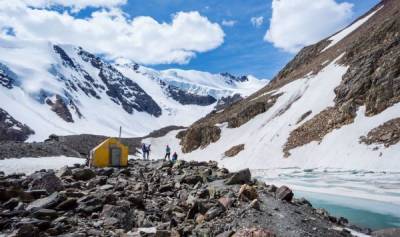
[119,0,379,79]
[0,0,380,79]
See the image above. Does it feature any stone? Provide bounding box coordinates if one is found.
[180,175,203,185]
[249,199,261,210]
[224,169,251,185]
[101,204,135,230]
[204,204,225,221]
[26,192,66,212]
[266,185,277,193]
[233,228,276,237]
[72,168,96,181]
[3,197,19,210]
[29,171,64,194]
[32,209,59,220]
[239,184,258,201]
[55,198,78,210]
[13,223,39,237]
[56,166,72,177]
[275,186,293,202]
[218,197,234,209]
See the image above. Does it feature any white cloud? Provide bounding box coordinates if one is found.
[222,20,237,27]
[0,2,225,65]
[265,0,353,53]
[251,16,264,28]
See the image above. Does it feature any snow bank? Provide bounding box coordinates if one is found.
[0,156,85,175]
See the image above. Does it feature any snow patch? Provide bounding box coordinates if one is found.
[0,156,85,175]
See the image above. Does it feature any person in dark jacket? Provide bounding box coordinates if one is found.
[165,145,171,160]
[141,143,147,160]
[172,152,178,162]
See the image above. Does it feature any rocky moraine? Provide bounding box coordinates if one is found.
[0,160,373,237]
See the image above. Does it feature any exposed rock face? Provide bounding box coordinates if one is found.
[45,95,75,123]
[166,85,217,106]
[360,118,400,147]
[178,125,221,153]
[224,144,245,157]
[77,48,162,117]
[284,106,355,156]
[0,62,19,89]
[215,94,243,111]
[0,108,34,142]
[0,160,366,236]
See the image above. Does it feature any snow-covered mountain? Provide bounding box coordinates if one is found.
[146,0,400,172]
[0,38,267,142]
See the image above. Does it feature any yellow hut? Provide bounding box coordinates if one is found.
[89,138,129,168]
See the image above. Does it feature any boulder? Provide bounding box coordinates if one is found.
[224,169,251,185]
[32,209,59,220]
[180,175,203,185]
[72,168,96,181]
[29,171,64,193]
[13,223,39,237]
[205,204,225,221]
[26,192,66,212]
[233,228,276,237]
[101,204,135,230]
[55,198,78,210]
[239,184,258,201]
[275,186,293,202]
[56,166,72,177]
[218,197,234,209]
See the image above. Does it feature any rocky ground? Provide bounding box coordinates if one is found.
[0,159,377,237]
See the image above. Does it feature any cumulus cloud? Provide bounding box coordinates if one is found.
[19,0,127,11]
[265,0,353,53]
[0,2,225,65]
[222,20,237,27]
[251,16,264,28]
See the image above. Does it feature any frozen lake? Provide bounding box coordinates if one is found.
[254,168,400,230]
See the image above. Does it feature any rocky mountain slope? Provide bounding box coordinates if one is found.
[0,160,368,236]
[147,0,400,171]
[0,39,266,142]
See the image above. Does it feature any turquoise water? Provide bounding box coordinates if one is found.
[253,168,400,231]
[295,190,400,230]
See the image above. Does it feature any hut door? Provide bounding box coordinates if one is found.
[110,148,121,166]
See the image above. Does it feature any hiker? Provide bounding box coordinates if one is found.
[172,152,178,162]
[145,144,151,160]
[141,143,147,160]
[164,145,171,160]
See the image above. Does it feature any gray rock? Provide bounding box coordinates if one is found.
[72,168,96,181]
[26,192,66,212]
[275,186,293,202]
[225,168,251,185]
[101,204,135,230]
[29,171,64,193]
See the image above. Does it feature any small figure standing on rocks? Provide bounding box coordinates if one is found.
[164,145,171,160]
[172,152,178,162]
[141,143,147,160]
[145,144,151,160]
